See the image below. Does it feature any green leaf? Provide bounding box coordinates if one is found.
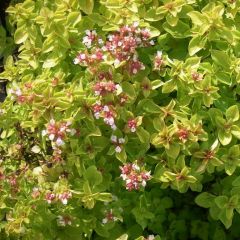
[211,50,230,70]
[84,166,102,186]
[188,35,207,56]
[116,234,128,240]
[165,144,180,159]
[195,192,215,208]
[215,196,228,208]
[79,0,94,14]
[162,80,176,93]
[218,130,232,146]
[14,26,28,44]
[226,105,239,122]
[136,127,150,143]
[188,11,207,25]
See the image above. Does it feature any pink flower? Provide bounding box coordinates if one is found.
[120,162,151,191]
[45,192,56,204]
[58,192,72,205]
[154,51,164,69]
[128,119,137,132]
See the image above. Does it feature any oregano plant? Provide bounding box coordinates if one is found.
[1,0,240,239]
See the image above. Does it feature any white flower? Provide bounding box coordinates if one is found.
[130,127,136,132]
[42,130,47,136]
[111,135,117,143]
[103,105,109,112]
[157,51,162,57]
[114,59,120,66]
[94,112,100,119]
[50,119,55,125]
[133,21,139,27]
[73,58,79,64]
[118,138,125,144]
[132,164,140,171]
[102,218,108,224]
[62,198,68,205]
[133,68,138,74]
[150,40,155,45]
[15,89,22,96]
[115,146,122,153]
[85,30,91,35]
[70,129,77,136]
[120,174,127,180]
[148,235,155,240]
[111,124,117,130]
[98,39,104,45]
[49,134,55,141]
[142,180,146,187]
[56,138,64,146]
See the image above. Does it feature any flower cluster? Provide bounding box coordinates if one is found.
[127,119,137,132]
[102,209,117,224]
[9,87,34,104]
[73,49,105,66]
[93,81,122,96]
[120,162,151,191]
[92,103,117,130]
[82,30,98,48]
[153,51,164,70]
[42,119,76,146]
[74,22,154,74]
[45,191,72,205]
[111,135,125,153]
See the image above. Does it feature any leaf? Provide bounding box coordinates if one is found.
[116,234,128,240]
[165,144,180,159]
[95,193,112,202]
[14,26,28,44]
[141,99,161,113]
[226,105,239,122]
[162,80,176,93]
[211,50,230,70]
[79,0,94,14]
[232,176,240,186]
[67,12,82,27]
[195,192,215,208]
[188,35,207,56]
[136,127,150,143]
[218,130,232,146]
[188,11,207,25]
[84,166,102,186]
[215,196,228,208]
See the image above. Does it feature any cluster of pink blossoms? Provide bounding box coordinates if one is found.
[9,86,34,104]
[42,119,76,146]
[92,103,117,130]
[74,22,154,74]
[153,51,164,70]
[93,81,122,96]
[111,135,125,153]
[120,162,151,191]
[45,191,72,205]
[127,119,137,132]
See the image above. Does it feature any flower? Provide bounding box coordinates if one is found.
[120,162,151,191]
[45,192,56,204]
[127,119,137,132]
[154,51,164,69]
[58,191,72,205]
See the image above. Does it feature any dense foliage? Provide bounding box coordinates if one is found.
[1,0,240,239]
